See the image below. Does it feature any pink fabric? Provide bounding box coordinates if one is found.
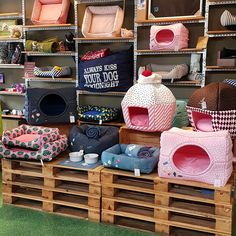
[196,119,213,132]
[150,23,189,51]
[129,107,149,127]
[15,134,41,143]
[158,128,233,187]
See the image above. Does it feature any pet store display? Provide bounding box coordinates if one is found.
[78,105,120,123]
[158,127,233,187]
[79,47,133,92]
[220,10,236,30]
[31,0,70,25]
[187,82,236,137]
[102,144,160,173]
[172,99,189,128]
[150,23,189,51]
[217,48,236,67]
[122,70,176,132]
[33,66,72,78]
[26,38,58,53]
[0,125,68,161]
[139,64,189,83]
[69,125,119,155]
[81,6,124,38]
[25,87,77,125]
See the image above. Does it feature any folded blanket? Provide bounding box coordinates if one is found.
[85,126,101,139]
[125,144,158,158]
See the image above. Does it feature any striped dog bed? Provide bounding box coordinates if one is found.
[220,10,236,30]
[34,66,71,78]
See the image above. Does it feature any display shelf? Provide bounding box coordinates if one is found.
[78,90,126,96]
[135,48,205,55]
[22,77,76,83]
[74,37,134,43]
[0,64,24,69]
[23,24,75,31]
[0,91,25,96]
[78,120,125,127]
[22,51,76,57]
[0,38,24,43]
[78,0,123,3]
[135,16,205,26]
[206,66,236,72]
[207,30,236,37]
[163,80,202,87]
[2,114,25,119]
[0,12,22,20]
[208,1,236,6]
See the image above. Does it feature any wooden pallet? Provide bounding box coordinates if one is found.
[119,126,161,147]
[101,168,234,236]
[2,156,103,222]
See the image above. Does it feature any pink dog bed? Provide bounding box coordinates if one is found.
[158,128,233,187]
[31,0,70,25]
[0,125,68,161]
[150,23,189,51]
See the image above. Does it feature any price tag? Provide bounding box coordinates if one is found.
[134,169,141,177]
[70,115,75,123]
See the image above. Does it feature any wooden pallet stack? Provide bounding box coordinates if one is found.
[101,168,234,236]
[2,156,102,222]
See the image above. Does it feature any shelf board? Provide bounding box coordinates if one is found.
[23,77,76,83]
[135,48,204,55]
[78,90,126,96]
[78,120,125,127]
[74,37,134,43]
[0,38,24,43]
[78,0,123,3]
[206,66,236,72]
[136,16,205,26]
[23,24,75,31]
[0,64,24,69]
[207,30,236,37]
[163,80,202,87]
[2,114,25,119]
[208,1,236,6]
[0,12,22,19]
[22,51,76,57]
[0,91,25,96]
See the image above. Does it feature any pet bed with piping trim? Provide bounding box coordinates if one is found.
[31,0,70,25]
[102,144,160,174]
[69,125,119,155]
[34,66,71,78]
[81,5,124,38]
[0,125,68,161]
[78,105,119,123]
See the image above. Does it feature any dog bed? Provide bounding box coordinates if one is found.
[81,6,124,38]
[34,66,71,78]
[69,125,119,155]
[0,125,68,161]
[31,0,70,25]
[150,23,189,51]
[187,82,236,137]
[102,144,160,173]
[220,10,236,30]
[78,105,119,123]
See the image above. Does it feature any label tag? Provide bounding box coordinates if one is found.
[134,169,141,177]
[214,179,221,187]
[70,115,75,123]
[99,119,102,125]
[200,97,207,110]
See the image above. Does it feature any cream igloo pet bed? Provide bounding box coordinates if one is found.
[81,6,124,38]
[158,128,233,187]
[150,23,189,51]
[121,70,176,132]
[31,0,70,25]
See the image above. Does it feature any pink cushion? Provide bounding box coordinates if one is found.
[15,134,41,143]
[196,118,213,132]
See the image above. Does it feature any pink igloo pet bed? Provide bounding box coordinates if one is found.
[31,0,70,25]
[121,70,176,132]
[81,6,124,38]
[158,128,233,187]
[0,125,68,161]
[150,23,189,51]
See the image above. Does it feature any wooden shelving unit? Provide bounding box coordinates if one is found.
[74,37,134,43]
[206,66,236,71]
[0,91,25,96]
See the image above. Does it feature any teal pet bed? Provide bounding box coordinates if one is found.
[102,144,160,174]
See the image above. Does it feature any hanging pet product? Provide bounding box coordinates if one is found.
[122,70,176,132]
[81,5,125,38]
[33,66,71,78]
[220,10,236,30]
[158,128,233,187]
[79,47,133,92]
[150,23,189,51]
[31,0,70,25]
[187,82,236,138]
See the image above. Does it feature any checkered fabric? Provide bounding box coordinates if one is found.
[223,79,236,87]
[187,106,236,138]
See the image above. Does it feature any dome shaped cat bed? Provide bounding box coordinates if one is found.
[158,128,233,187]
[150,23,189,51]
[121,70,176,132]
[187,82,236,138]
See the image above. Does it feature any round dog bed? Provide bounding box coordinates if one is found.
[78,105,119,123]
[34,66,71,78]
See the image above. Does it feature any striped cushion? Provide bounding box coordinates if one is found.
[223,79,236,87]
[220,10,236,29]
[34,66,71,78]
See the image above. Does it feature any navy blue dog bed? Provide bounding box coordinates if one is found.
[78,47,133,93]
[69,125,119,155]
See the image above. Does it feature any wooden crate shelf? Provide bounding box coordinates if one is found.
[101,168,234,236]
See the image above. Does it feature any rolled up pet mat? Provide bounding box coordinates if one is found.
[223,79,236,87]
[80,48,110,61]
[85,126,101,139]
[220,10,236,30]
[34,66,72,78]
[25,38,59,53]
[125,144,159,158]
